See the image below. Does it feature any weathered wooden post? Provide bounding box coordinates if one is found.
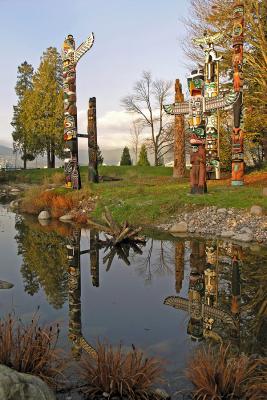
[231,1,245,186]
[62,33,94,189]
[175,241,184,293]
[90,229,99,286]
[87,97,99,183]
[173,80,185,178]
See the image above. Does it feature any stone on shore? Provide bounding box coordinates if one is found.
[169,221,188,233]
[59,213,73,222]
[232,232,253,242]
[250,205,263,216]
[220,230,235,238]
[0,364,56,400]
[38,211,51,220]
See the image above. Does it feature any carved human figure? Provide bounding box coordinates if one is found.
[190,145,206,194]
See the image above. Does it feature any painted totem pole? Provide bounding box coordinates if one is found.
[62,33,94,189]
[232,2,245,186]
[88,97,99,183]
[164,48,239,193]
[194,32,223,180]
[173,80,185,178]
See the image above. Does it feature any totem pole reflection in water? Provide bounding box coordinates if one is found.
[165,240,237,343]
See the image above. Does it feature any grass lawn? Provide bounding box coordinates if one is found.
[4,165,266,226]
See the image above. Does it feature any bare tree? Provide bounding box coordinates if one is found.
[130,120,143,165]
[121,71,173,166]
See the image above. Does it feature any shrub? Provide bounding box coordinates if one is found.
[186,345,266,400]
[0,313,65,388]
[78,341,163,399]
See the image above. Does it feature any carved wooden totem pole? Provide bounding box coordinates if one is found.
[87,97,99,183]
[194,32,223,180]
[173,80,185,178]
[62,33,94,189]
[232,2,245,186]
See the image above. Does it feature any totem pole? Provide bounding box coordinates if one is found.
[232,2,245,186]
[90,229,100,287]
[67,228,82,358]
[62,33,94,189]
[88,97,99,183]
[175,241,185,293]
[194,32,223,179]
[173,80,185,178]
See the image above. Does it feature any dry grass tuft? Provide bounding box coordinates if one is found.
[186,346,266,400]
[0,313,65,388]
[78,341,164,399]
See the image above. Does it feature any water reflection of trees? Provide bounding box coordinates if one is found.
[15,217,69,309]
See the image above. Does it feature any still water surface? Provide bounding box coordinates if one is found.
[0,204,266,396]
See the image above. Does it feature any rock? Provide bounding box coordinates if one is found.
[217,208,227,213]
[221,230,235,238]
[232,233,253,242]
[240,227,253,235]
[10,188,20,193]
[9,200,19,210]
[0,364,56,400]
[0,280,14,289]
[263,187,267,197]
[38,211,51,220]
[250,205,263,216]
[59,214,73,222]
[153,388,171,400]
[169,221,188,233]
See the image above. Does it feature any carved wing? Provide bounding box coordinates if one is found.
[164,296,189,312]
[205,91,240,112]
[163,102,189,115]
[203,304,237,327]
[74,33,95,64]
[193,32,223,46]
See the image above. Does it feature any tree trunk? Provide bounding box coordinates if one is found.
[51,144,55,168]
[173,79,185,178]
[23,157,27,170]
[47,147,51,168]
[262,130,267,162]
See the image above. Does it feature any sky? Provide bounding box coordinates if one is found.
[0,0,191,153]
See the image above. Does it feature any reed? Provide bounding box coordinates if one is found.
[0,313,65,388]
[186,345,266,400]
[78,342,164,399]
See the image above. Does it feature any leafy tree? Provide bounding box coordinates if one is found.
[11,61,36,169]
[137,144,150,166]
[97,145,104,165]
[120,147,132,166]
[121,71,173,166]
[30,47,64,168]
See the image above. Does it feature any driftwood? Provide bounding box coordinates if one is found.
[88,207,145,245]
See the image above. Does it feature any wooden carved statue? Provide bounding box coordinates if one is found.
[62,33,94,189]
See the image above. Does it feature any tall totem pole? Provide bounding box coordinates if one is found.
[62,33,94,189]
[173,79,185,178]
[194,33,223,180]
[87,97,99,183]
[232,2,245,186]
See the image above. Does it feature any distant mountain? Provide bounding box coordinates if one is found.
[0,145,13,156]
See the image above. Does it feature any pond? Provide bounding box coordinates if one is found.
[0,203,266,398]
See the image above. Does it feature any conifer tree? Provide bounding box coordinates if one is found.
[30,47,64,168]
[137,144,150,166]
[120,147,132,165]
[11,61,36,169]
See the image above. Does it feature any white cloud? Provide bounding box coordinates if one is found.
[78,109,135,150]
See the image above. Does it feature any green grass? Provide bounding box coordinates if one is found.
[2,165,267,227]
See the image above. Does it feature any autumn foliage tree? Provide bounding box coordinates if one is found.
[183,0,267,167]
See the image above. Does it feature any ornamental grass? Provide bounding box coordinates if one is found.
[78,342,164,399]
[0,313,65,388]
[186,345,267,400]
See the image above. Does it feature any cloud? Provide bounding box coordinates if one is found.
[77,109,136,150]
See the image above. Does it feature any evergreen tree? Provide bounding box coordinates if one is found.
[30,47,64,168]
[120,147,132,165]
[137,144,150,166]
[97,145,104,165]
[11,61,36,169]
